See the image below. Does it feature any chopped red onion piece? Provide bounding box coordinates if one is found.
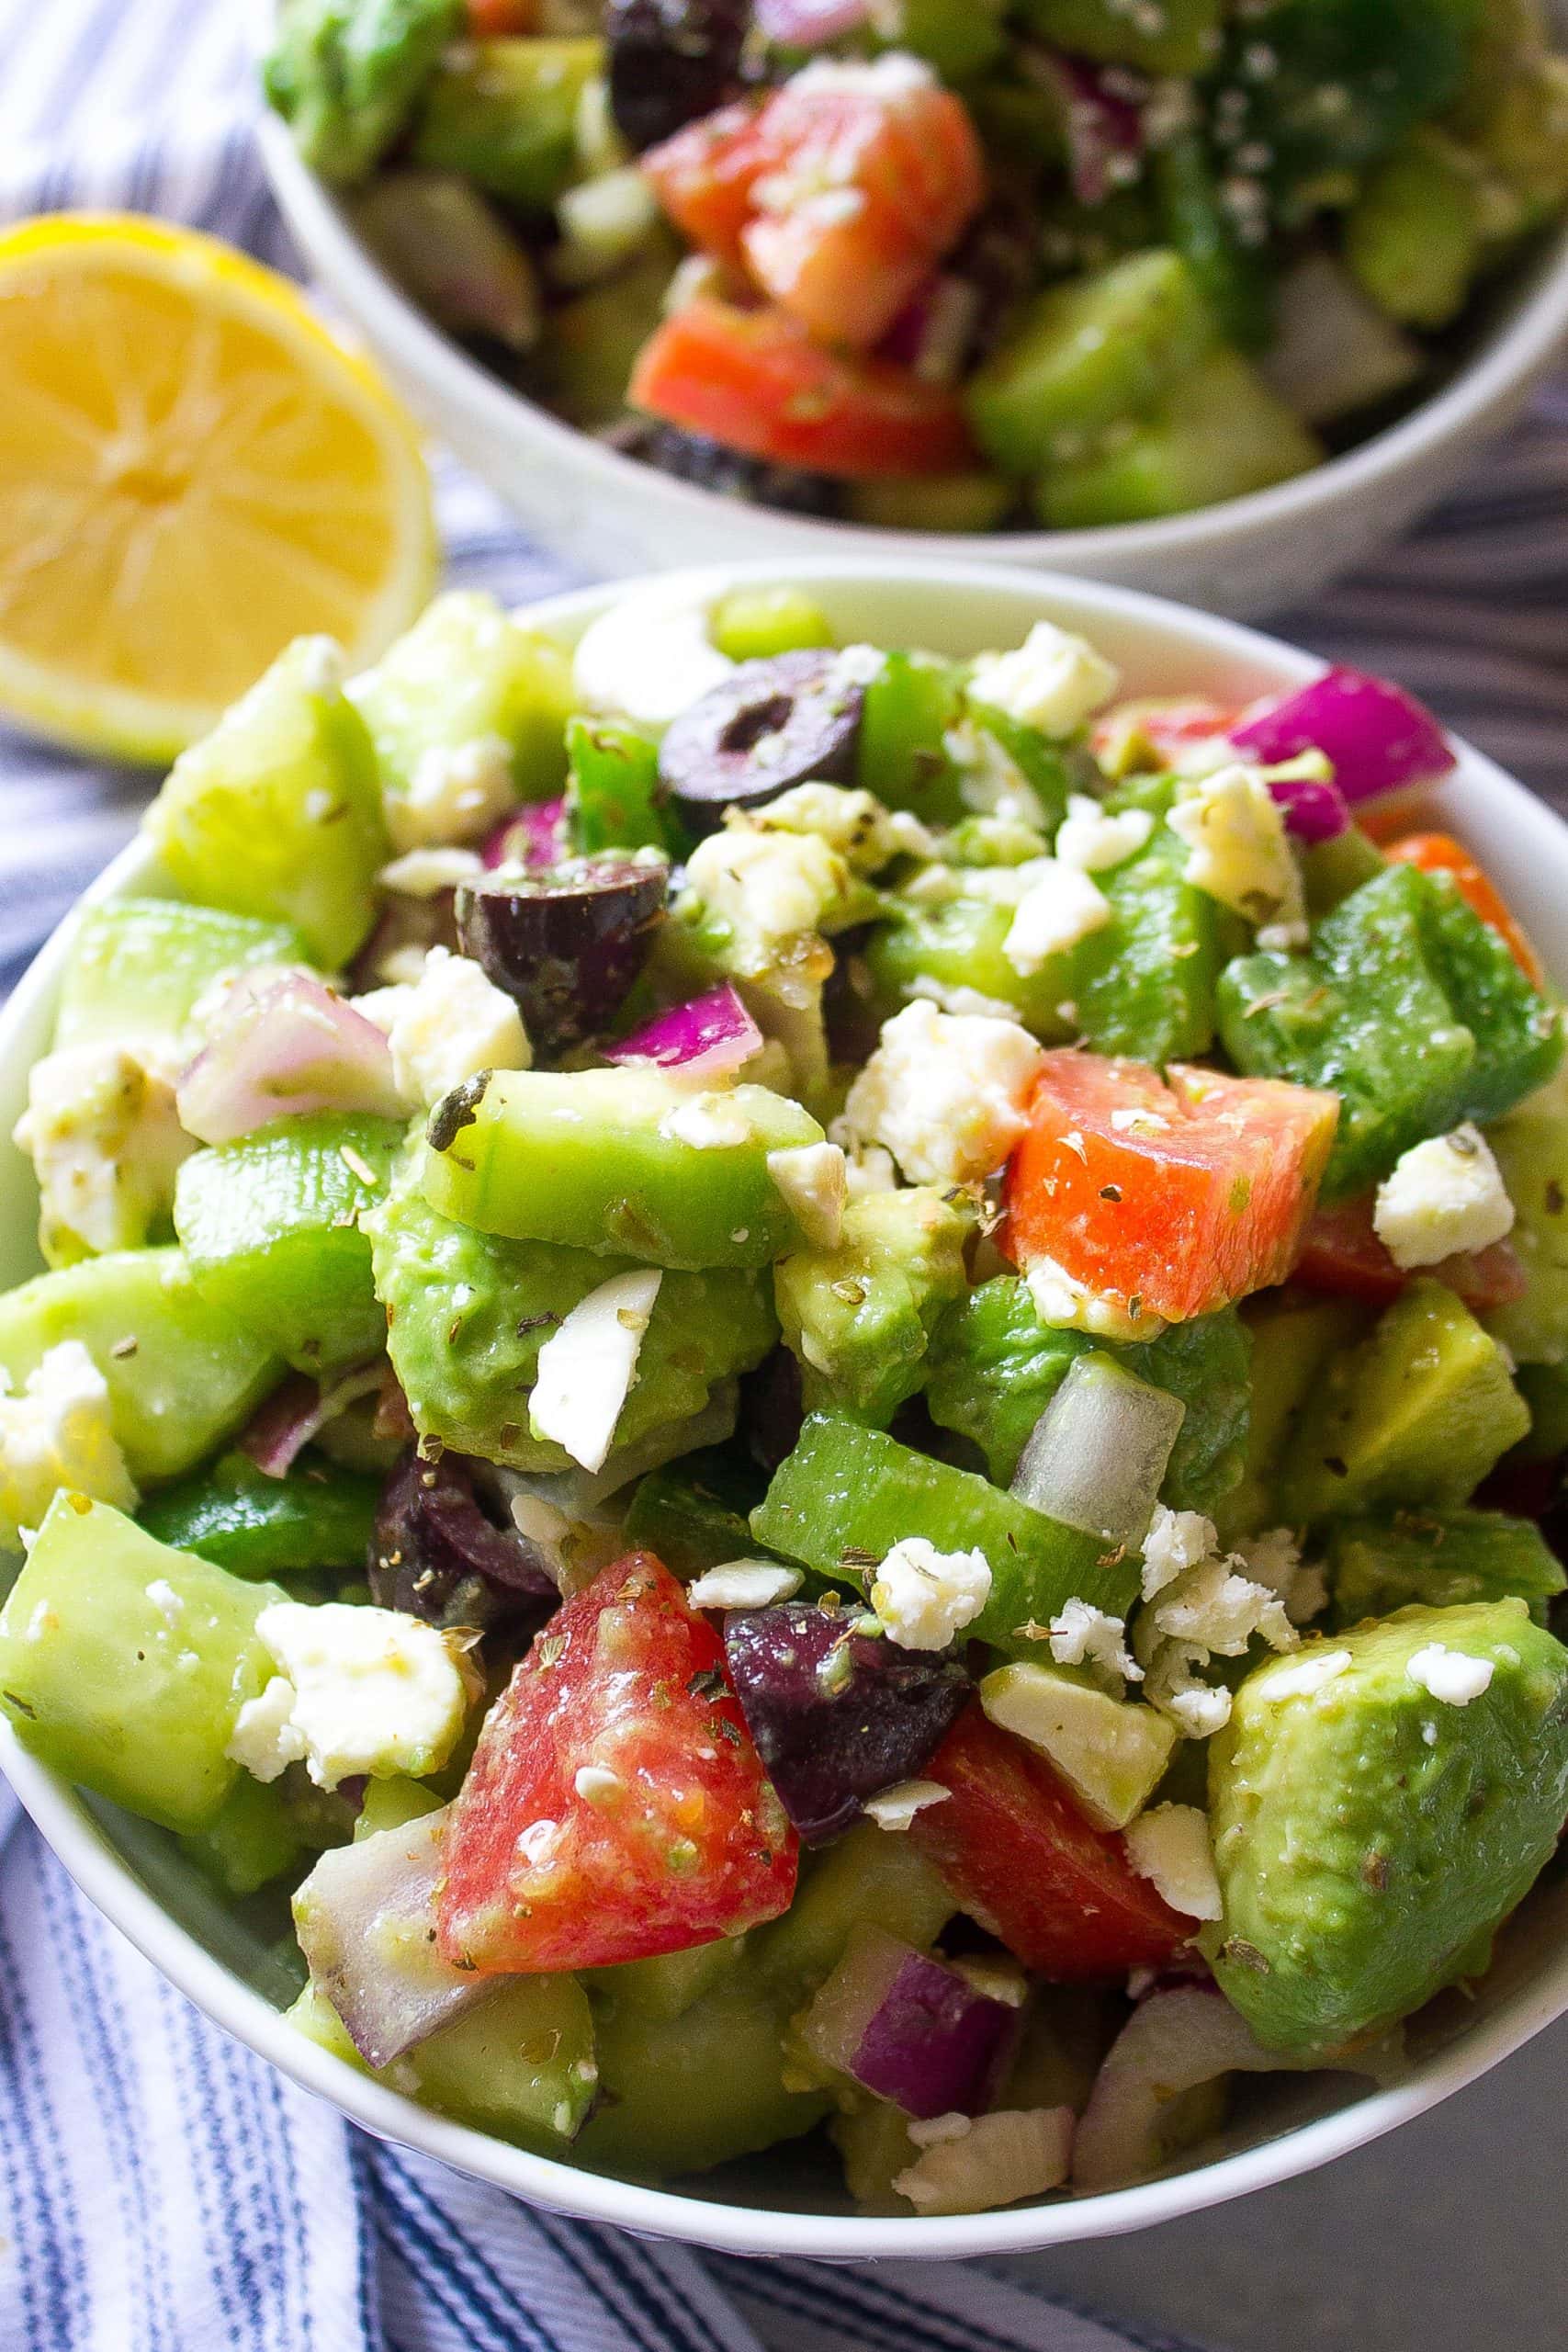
[1022,49,1143,206]
[293,1804,494,2068]
[754,0,871,43]
[239,1363,386,1478]
[801,1924,1018,2119]
[177,972,403,1144]
[1269,768,1351,844]
[1011,1352,1185,1549]
[484,796,569,870]
[880,275,983,386]
[1230,668,1454,807]
[604,982,762,1079]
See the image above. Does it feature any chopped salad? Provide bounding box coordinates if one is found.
[4,579,1568,2211]
[266,0,1568,530]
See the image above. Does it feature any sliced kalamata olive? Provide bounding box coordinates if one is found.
[606,0,749,152]
[454,856,668,1053]
[605,421,845,519]
[738,1346,804,1478]
[370,1448,558,1634]
[724,1600,974,1845]
[659,650,864,833]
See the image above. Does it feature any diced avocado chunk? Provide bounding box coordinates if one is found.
[1016,0,1221,76]
[1279,1281,1529,1524]
[0,1497,282,1832]
[348,590,573,825]
[1218,863,1562,1200]
[0,1250,280,1485]
[1216,1291,1369,1544]
[980,1660,1177,1830]
[774,1187,976,1428]
[865,893,1077,1040]
[1207,1600,1568,2052]
[967,251,1216,476]
[289,1973,598,2145]
[1329,1510,1566,1631]
[144,639,388,968]
[264,0,461,183]
[54,899,308,1066]
[174,1113,402,1375]
[923,1276,1251,1517]
[1072,815,1244,1065]
[367,1162,775,1471]
[412,39,604,208]
[752,1413,1138,1654]
[1035,349,1323,529]
[1484,1082,1568,1366]
[419,1067,826,1270]
[1346,132,1487,330]
[139,1449,380,1580]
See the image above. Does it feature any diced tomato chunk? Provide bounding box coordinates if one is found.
[1293,1193,1528,1314]
[629,296,976,477]
[739,74,985,349]
[911,1709,1189,1980]
[1001,1050,1340,1327]
[437,1554,797,1973]
[463,0,536,28]
[1089,696,1239,770]
[641,102,775,270]
[1385,831,1544,989]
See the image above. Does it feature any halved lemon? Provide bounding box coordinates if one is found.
[0,213,438,763]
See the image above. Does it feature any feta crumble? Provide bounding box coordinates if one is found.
[871,1536,992,1651]
[378,845,486,898]
[767,1141,847,1250]
[14,1043,192,1263]
[1232,1525,1328,1625]
[573,1763,625,1805]
[863,1779,951,1831]
[1123,1804,1223,1920]
[240,1602,477,1790]
[841,1142,898,1199]
[681,824,847,983]
[387,735,517,853]
[1002,861,1111,975]
[1054,794,1155,874]
[1049,1598,1140,1686]
[0,1341,137,1550]
[1372,1125,1515,1271]
[686,1560,804,1611]
[1167,763,1305,937]
[226,1674,306,1782]
[1406,1643,1495,1707]
[572,582,732,729]
[355,946,529,1108]
[1140,1506,1217,1600]
[840,1000,1044,1186]
[529,1268,662,1474]
[751,782,908,875]
[1252,1648,1352,1702]
[1026,1254,1165,1343]
[968,622,1120,739]
[1134,1509,1299,1738]
[658,1091,754,1149]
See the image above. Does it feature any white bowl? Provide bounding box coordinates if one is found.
[5,558,1568,2258]
[254,66,1568,616]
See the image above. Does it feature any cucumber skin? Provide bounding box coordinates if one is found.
[54,899,309,1065]
[139,1449,380,1579]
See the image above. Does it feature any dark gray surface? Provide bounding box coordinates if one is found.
[1010,2012,1568,2350]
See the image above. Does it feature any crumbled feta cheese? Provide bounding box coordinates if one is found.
[14,1044,193,1262]
[1135,1510,1299,1737]
[907,2110,973,2148]
[1002,861,1111,976]
[145,1577,184,1627]
[1025,1254,1166,1343]
[840,1000,1044,1187]
[1141,1506,1218,1600]
[968,622,1120,739]
[1149,1556,1294,1658]
[1373,1125,1515,1271]
[387,735,516,853]
[1232,1526,1328,1625]
[1049,1598,1140,1686]
[751,782,907,875]
[686,1560,803,1611]
[681,824,846,982]
[1167,763,1305,935]
[355,946,529,1108]
[529,1268,661,1474]
[378,845,486,898]
[1406,1643,1495,1706]
[225,1675,307,1783]
[659,1091,755,1149]
[1054,795,1155,874]
[0,1341,137,1550]
[840,1142,898,1199]
[1253,1647,1352,1702]
[1142,1644,1234,1739]
[942,722,1048,831]
[905,976,1022,1022]
[246,1602,476,1790]
[863,1779,951,1831]
[872,1535,992,1651]
[1123,1804,1223,1920]
[572,582,732,729]
[767,1141,847,1250]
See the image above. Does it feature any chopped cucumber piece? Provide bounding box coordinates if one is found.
[980,1660,1177,1830]
[412,39,604,208]
[1346,133,1487,330]
[866,892,1077,1038]
[54,899,308,1066]
[709,588,836,665]
[180,1774,313,1896]
[0,1496,281,1833]
[577,1976,827,2177]
[139,1450,380,1580]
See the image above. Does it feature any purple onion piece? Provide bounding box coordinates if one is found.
[1269,769,1351,844]
[801,1925,1018,2119]
[1022,47,1143,206]
[754,0,871,40]
[176,971,404,1145]
[724,1600,972,1846]
[484,796,569,870]
[1230,666,1455,806]
[604,981,762,1078]
[370,1447,559,1633]
[240,1363,386,1479]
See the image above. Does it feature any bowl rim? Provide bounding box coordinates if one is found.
[254,78,1568,569]
[7,551,1568,2259]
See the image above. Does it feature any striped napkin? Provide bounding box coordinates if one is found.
[2,0,1567,2342]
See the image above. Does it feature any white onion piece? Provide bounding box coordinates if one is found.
[178,972,404,1144]
[893,2106,1075,2215]
[1011,1352,1186,1546]
[1072,1985,1404,2192]
[292,1804,492,2068]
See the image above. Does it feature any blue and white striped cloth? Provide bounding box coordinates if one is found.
[2,0,1567,2341]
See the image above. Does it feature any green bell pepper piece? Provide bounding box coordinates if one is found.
[139,1450,380,1579]
[1072,815,1243,1065]
[564,715,683,858]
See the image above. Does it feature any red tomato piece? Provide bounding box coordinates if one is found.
[1293,1193,1528,1315]
[628,297,976,477]
[739,74,985,349]
[437,1554,798,1974]
[911,1709,1189,1980]
[1385,831,1545,989]
[641,103,774,271]
[1001,1050,1340,1327]
[463,0,536,28]
[1089,696,1239,770]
